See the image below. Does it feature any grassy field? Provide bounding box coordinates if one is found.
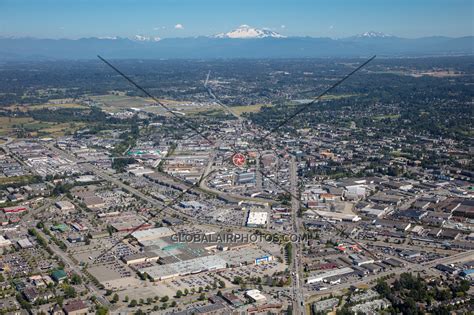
[232,104,272,115]
[5,103,88,112]
[0,117,35,136]
[227,94,358,116]
[0,175,38,186]
[0,117,85,137]
[91,94,215,114]
[28,103,88,110]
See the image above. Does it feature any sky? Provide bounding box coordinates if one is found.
[0,0,472,39]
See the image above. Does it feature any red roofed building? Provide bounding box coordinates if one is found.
[2,206,28,214]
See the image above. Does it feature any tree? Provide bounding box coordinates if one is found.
[170,301,177,307]
[64,285,76,299]
[175,290,183,298]
[375,280,390,298]
[96,306,108,315]
[129,299,137,307]
[112,293,119,303]
[160,295,169,303]
[198,293,206,301]
[232,276,242,284]
[70,273,82,285]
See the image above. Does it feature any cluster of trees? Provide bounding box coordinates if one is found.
[247,61,472,142]
[374,273,471,315]
[28,228,53,255]
[29,107,107,123]
[37,221,67,251]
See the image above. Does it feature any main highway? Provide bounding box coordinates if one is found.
[290,156,306,315]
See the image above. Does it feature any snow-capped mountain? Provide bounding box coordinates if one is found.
[355,31,394,38]
[1,33,472,60]
[133,35,161,42]
[213,25,286,39]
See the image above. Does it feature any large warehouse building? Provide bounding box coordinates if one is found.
[307,267,355,284]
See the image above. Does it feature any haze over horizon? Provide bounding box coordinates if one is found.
[1,0,472,40]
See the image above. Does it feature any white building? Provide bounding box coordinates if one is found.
[307,267,354,284]
[132,227,175,243]
[55,200,75,211]
[310,210,361,222]
[0,235,12,247]
[246,211,268,227]
[139,255,227,281]
[245,289,267,303]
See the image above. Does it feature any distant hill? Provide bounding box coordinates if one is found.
[0,32,472,60]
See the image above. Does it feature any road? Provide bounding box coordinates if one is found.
[34,225,112,308]
[46,144,197,221]
[289,156,306,315]
[22,192,112,308]
[256,152,263,191]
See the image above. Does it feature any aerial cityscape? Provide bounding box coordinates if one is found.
[0,1,473,315]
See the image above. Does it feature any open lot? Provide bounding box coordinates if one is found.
[0,116,85,137]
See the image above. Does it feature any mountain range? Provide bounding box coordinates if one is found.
[0,25,472,60]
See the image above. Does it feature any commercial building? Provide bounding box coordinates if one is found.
[55,200,75,211]
[235,172,256,185]
[312,298,339,313]
[51,269,67,283]
[245,289,266,303]
[131,227,175,244]
[2,206,28,214]
[307,267,355,284]
[139,255,227,281]
[255,255,274,265]
[246,211,268,227]
[63,300,89,315]
[122,252,160,265]
[17,238,33,249]
[309,210,361,222]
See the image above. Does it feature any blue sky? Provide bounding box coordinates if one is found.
[0,0,472,39]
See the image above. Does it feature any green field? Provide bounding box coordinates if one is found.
[0,116,85,137]
[232,104,272,115]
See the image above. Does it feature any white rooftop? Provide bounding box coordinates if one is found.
[247,211,268,226]
[132,227,175,242]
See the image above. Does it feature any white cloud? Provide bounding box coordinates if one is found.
[329,25,334,30]
[174,24,184,30]
[281,24,286,29]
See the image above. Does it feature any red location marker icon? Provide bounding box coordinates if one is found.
[232,153,246,167]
